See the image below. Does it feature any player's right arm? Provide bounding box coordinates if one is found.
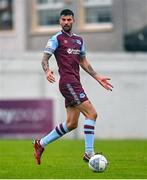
[41,34,59,83]
[41,53,55,83]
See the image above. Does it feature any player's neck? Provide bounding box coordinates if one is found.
[62,29,73,37]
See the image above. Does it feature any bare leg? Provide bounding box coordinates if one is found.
[76,100,97,120]
[66,106,80,130]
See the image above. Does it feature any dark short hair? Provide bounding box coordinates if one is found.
[60,9,74,17]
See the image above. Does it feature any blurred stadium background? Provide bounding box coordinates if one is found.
[0,0,147,140]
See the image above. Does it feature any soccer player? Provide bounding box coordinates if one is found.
[33,9,113,165]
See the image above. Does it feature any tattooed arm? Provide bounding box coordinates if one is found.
[80,56,113,91]
[41,53,51,73]
[41,53,55,83]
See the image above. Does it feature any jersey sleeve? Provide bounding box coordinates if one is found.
[44,35,58,55]
[80,39,86,57]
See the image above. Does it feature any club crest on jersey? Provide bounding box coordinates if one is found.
[79,93,86,98]
[76,39,81,45]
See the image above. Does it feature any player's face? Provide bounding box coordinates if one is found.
[59,15,75,33]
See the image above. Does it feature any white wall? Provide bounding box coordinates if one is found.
[0,52,147,139]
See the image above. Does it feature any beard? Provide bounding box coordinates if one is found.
[63,25,72,32]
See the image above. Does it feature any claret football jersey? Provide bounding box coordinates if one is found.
[44,30,86,85]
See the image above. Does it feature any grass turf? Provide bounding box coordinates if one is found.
[0,139,147,179]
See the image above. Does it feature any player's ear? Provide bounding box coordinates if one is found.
[73,17,75,23]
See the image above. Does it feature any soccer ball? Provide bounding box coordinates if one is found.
[88,154,108,172]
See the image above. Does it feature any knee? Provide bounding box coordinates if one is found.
[92,111,98,120]
[67,121,78,130]
[88,111,98,120]
[94,112,98,120]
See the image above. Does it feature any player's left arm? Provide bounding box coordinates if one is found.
[80,56,113,91]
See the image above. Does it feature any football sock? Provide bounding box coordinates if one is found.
[84,119,96,154]
[40,121,70,147]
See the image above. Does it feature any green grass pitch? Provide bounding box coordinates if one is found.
[0,139,147,179]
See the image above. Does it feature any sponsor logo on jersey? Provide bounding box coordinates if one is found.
[67,48,80,55]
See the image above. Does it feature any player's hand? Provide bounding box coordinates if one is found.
[46,69,55,83]
[96,75,113,91]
